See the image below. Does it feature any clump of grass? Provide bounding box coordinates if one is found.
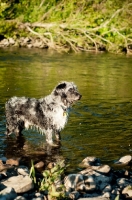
[30,160,67,200]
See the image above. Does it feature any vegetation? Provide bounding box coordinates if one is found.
[30,160,67,200]
[0,0,132,53]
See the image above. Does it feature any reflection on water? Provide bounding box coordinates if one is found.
[0,48,132,172]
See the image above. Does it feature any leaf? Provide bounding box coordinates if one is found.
[115,195,119,200]
[42,170,50,177]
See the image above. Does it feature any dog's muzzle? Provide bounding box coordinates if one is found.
[78,94,82,100]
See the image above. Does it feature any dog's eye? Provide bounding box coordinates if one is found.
[68,88,73,92]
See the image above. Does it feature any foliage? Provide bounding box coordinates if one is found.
[29,160,37,184]
[30,160,67,200]
[0,0,132,53]
[115,195,119,200]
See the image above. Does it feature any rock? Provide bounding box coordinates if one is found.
[35,192,44,198]
[80,165,111,175]
[1,175,34,193]
[14,196,26,200]
[111,187,120,195]
[35,161,45,169]
[33,39,44,48]
[0,39,9,47]
[9,38,15,45]
[17,166,29,176]
[0,160,13,176]
[68,191,80,199]
[0,187,17,200]
[94,172,112,191]
[114,155,132,166]
[122,185,132,197]
[64,174,85,193]
[27,44,33,48]
[102,191,110,198]
[80,157,101,167]
[102,184,112,193]
[117,178,132,189]
[92,165,111,174]
[78,197,108,200]
[84,175,96,191]
[6,159,19,166]
[0,157,7,163]
[47,162,55,169]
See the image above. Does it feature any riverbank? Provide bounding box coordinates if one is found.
[0,155,132,200]
[0,1,132,53]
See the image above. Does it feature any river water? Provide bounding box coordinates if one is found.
[0,47,132,172]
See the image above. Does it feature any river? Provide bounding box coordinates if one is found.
[0,47,132,172]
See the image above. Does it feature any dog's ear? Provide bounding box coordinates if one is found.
[56,83,66,90]
[54,83,66,96]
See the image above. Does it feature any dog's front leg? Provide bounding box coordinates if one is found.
[45,129,54,145]
[55,131,61,141]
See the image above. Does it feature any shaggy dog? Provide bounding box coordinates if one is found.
[5,81,82,145]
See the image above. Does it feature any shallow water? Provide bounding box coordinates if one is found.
[0,47,132,172]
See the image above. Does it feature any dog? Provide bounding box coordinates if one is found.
[5,81,82,145]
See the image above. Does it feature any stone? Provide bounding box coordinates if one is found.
[80,165,111,175]
[122,185,132,197]
[80,157,100,167]
[102,192,110,198]
[0,187,17,200]
[0,157,7,163]
[114,155,132,165]
[78,198,108,200]
[27,44,33,48]
[35,161,45,169]
[47,162,55,169]
[68,191,80,199]
[14,196,26,200]
[6,159,19,166]
[83,175,96,191]
[17,166,29,176]
[117,178,131,189]
[92,165,111,174]
[0,39,9,47]
[1,175,34,193]
[94,172,111,191]
[9,38,15,45]
[111,188,120,195]
[102,184,112,193]
[64,174,85,192]
[0,160,13,176]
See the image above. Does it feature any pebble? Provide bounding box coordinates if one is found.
[35,161,45,169]
[0,187,17,200]
[6,158,19,166]
[114,155,132,166]
[122,185,132,197]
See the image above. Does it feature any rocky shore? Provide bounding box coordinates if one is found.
[0,155,132,200]
[0,37,48,49]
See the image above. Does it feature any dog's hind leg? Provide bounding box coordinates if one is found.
[5,114,23,136]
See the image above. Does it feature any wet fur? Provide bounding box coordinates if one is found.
[5,81,81,145]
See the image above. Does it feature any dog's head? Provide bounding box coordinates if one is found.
[52,81,82,107]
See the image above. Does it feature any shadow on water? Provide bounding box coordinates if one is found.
[0,47,132,172]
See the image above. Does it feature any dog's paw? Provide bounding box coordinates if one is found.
[47,142,60,147]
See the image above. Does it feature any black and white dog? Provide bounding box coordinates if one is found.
[5,81,82,145]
